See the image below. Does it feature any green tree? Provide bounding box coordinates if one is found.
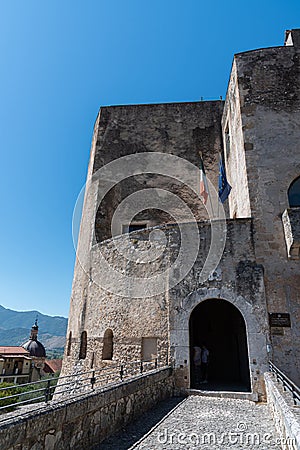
[0,382,21,410]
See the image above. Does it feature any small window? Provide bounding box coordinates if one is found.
[129,223,147,233]
[224,124,231,159]
[67,331,72,356]
[288,176,300,207]
[102,329,113,360]
[122,223,147,234]
[141,337,157,362]
[79,331,87,359]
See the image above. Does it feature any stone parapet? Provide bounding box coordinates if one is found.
[265,372,300,449]
[0,367,174,450]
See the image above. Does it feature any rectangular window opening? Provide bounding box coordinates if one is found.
[141,337,157,362]
[224,123,230,160]
[123,223,148,234]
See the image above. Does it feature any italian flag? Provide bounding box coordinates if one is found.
[200,158,209,205]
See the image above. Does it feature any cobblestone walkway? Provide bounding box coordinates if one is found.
[101,396,284,449]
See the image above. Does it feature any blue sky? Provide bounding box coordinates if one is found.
[0,1,299,317]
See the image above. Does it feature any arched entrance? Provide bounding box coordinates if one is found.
[189,299,251,391]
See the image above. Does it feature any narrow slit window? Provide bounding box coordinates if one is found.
[102,329,113,360]
[67,331,72,356]
[79,331,87,359]
[224,125,231,159]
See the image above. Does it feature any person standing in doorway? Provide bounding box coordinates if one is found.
[193,345,202,387]
[200,344,209,383]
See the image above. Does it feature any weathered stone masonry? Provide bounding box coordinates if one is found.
[63,219,270,400]
[223,29,300,382]
[0,368,173,450]
[62,29,300,399]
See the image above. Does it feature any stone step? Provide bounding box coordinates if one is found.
[187,389,258,402]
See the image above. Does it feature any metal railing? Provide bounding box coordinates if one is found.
[269,360,300,406]
[0,357,167,419]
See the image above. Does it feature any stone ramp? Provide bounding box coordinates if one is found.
[100,396,283,449]
[97,397,183,450]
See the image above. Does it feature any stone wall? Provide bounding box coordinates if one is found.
[167,219,269,400]
[265,372,300,449]
[62,219,270,401]
[0,368,174,450]
[64,100,225,379]
[221,61,251,218]
[223,34,300,384]
[65,28,300,396]
[92,101,224,242]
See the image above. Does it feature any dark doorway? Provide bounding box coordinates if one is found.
[189,299,251,391]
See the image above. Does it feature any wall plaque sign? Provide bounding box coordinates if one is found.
[271,327,284,336]
[269,313,291,328]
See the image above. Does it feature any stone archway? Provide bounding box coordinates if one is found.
[189,298,251,391]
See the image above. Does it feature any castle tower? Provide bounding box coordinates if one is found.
[223,28,300,382]
[61,30,300,400]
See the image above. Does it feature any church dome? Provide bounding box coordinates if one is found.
[22,319,46,358]
[23,339,46,358]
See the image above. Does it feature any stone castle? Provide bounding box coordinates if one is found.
[61,29,300,402]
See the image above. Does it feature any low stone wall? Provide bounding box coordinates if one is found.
[265,372,300,449]
[0,367,174,450]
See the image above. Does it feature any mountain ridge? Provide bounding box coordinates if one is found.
[0,305,68,350]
